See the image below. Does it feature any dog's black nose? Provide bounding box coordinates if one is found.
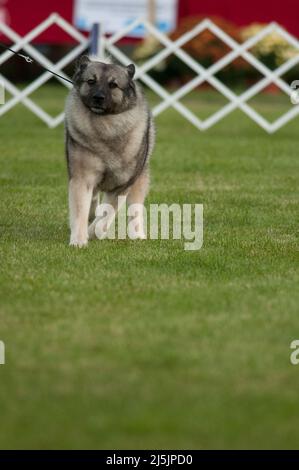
[93,91,105,104]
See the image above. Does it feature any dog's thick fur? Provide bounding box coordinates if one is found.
[65,56,155,247]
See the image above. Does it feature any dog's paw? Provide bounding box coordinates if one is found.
[128,228,146,240]
[94,227,109,240]
[69,237,88,248]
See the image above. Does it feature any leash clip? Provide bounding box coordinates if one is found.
[19,54,33,63]
[24,56,34,64]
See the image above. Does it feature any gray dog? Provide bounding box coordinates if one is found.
[65,56,155,247]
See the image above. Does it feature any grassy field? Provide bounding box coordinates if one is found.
[0,84,298,449]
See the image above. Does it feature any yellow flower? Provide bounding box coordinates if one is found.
[241,23,299,65]
[133,36,161,61]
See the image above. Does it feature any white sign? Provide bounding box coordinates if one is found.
[74,0,177,37]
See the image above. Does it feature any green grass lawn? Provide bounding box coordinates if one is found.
[0,84,298,449]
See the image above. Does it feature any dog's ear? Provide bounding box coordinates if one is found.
[73,55,90,84]
[76,55,91,68]
[126,63,135,80]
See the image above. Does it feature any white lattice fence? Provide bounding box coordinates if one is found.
[0,13,89,127]
[1,13,299,132]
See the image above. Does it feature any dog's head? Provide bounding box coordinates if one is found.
[73,56,137,115]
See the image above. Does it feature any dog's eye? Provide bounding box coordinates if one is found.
[87,79,96,85]
[109,81,118,89]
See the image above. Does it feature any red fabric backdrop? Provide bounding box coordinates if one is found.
[1,0,299,43]
[178,0,299,36]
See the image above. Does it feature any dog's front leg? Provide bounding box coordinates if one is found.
[69,178,93,247]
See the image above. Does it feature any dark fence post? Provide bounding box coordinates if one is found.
[90,23,102,56]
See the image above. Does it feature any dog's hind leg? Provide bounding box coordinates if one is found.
[127,170,149,239]
[89,189,99,222]
[88,190,128,240]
